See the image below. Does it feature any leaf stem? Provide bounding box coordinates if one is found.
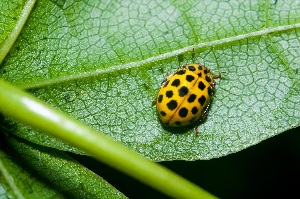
[0,79,217,199]
[18,22,300,90]
[0,0,36,64]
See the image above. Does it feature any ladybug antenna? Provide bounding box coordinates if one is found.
[192,48,201,64]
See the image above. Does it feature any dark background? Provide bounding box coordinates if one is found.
[74,126,300,199]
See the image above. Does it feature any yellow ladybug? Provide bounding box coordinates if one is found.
[154,59,221,134]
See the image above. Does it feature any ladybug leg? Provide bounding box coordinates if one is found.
[152,98,157,106]
[194,126,199,136]
[213,71,226,80]
[212,74,221,79]
[193,116,206,136]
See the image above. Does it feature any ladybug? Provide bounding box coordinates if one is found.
[153,60,221,135]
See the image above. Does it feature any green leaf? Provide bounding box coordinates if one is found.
[0,137,126,199]
[0,79,216,198]
[1,0,300,162]
[0,1,20,42]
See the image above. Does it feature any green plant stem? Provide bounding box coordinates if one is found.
[0,0,36,64]
[0,79,217,198]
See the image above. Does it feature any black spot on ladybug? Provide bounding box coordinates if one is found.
[198,72,202,77]
[198,95,206,106]
[175,121,181,126]
[178,86,188,97]
[188,65,196,71]
[167,100,177,110]
[171,79,180,87]
[198,81,206,90]
[208,87,213,96]
[179,107,188,118]
[191,107,198,114]
[160,111,166,116]
[186,75,195,82]
[205,76,212,83]
[163,80,169,88]
[158,95,163,103]
[176,69,186,75]
[187,94,196,103]
[204,69,208,74]
[166,90,173,98]
[198,65,203,70]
